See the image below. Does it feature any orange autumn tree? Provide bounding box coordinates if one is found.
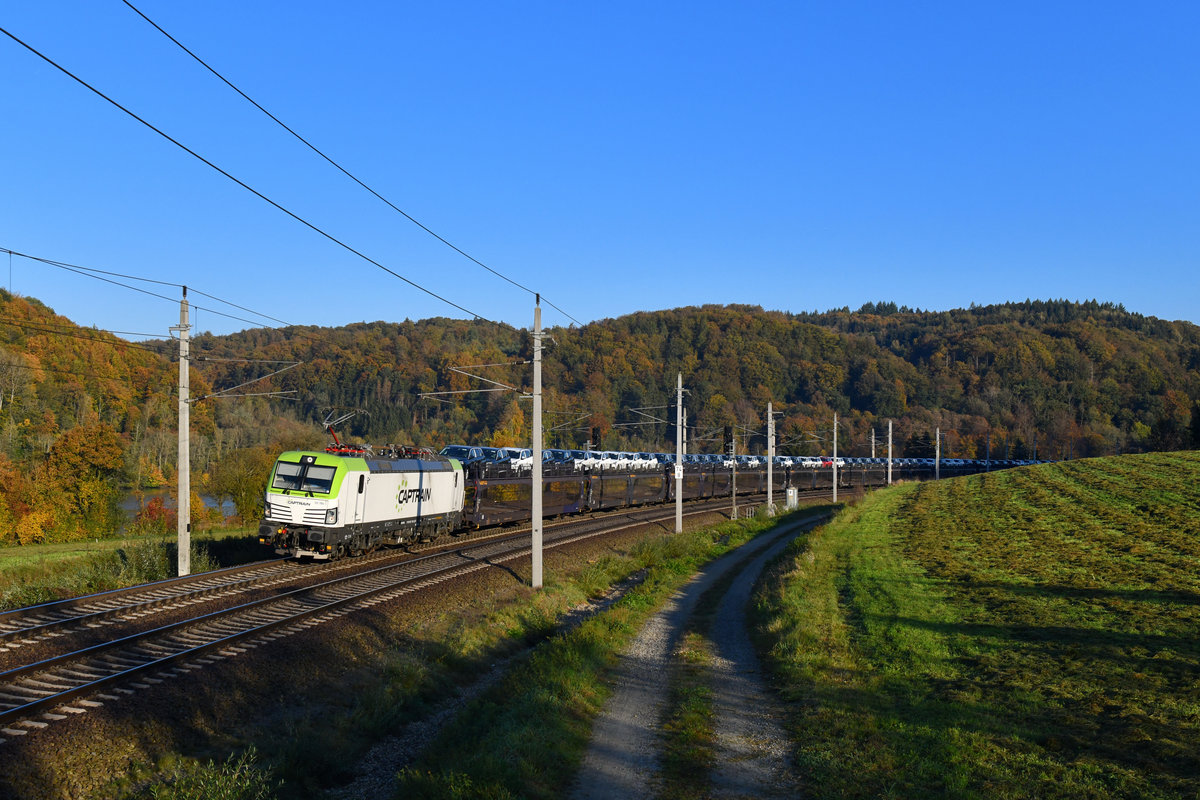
[43,421,126,539]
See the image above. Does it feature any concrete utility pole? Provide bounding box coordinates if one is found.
[730,434,737,520]
[766,402,775,515]
[532,300,543,589]
[871,428,876,459]
[887,419,893,485]
[675,372,683,534]
[832,412,838,503]
[935,426,941,481]
[173,288,191,577]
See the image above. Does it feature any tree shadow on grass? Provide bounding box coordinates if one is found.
[843,612,1200,794]
[789,662,1199,800]
[949,579,1200,608]
[883,614,1199,661]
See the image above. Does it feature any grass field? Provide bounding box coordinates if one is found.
[0,526,262,611]
[754,452,1200,799]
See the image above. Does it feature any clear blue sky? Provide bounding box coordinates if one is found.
[2,1,1197,338]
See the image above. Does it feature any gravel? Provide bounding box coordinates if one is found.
[706,525,808,798]
[569,513,824,800]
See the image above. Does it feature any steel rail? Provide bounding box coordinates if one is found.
[0,496,743,734]
[0,556,287,632]
[0,476,858,653]
[0,480,852,740]
[0,493,721,651]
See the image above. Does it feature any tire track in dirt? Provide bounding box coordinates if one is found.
[570,513,826,800]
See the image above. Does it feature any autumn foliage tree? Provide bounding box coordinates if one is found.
[207,447,278,523]
[2,290,1200,547]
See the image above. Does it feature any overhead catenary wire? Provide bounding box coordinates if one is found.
[0,26,492,325]
[3,246,300,334]
[3,247,274,332]
[1,246,500,398]
[120,0,585,329]
[194,361,300,401]
[0,320,301,407]
[0,316,170,355]
[0,360,176,388]
[2,243,481,412]
[0,311,167,342]
[195,390,297,401]
[1,249,308,399]
[193,356,301,364]
[1,247,358,354]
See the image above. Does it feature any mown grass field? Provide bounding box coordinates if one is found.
[755,452,1200,799]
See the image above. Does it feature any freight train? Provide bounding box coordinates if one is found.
[259,443,929,560]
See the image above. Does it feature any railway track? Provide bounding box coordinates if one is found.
[0,548,431,665]
[0,495,755,742]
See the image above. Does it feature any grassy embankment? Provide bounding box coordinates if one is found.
[54,510,818,800]
[387,509,824,800]
[754,451,1200,799]
[0,526,262,611]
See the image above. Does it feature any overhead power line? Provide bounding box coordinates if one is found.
[1,246,352,354]
[0,359,169,385]
[0,315,169,355]
[2,246,487,390]
[0,310,163,341]
[2,246,292,334]
[0,26,491,324]
[121,0,584,329]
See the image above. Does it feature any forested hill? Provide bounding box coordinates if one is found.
[2,292,1199,544]
[184,298,1200,461]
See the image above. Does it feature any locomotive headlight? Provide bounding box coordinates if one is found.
[325,508,338,524]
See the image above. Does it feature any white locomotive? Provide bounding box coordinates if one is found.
[259,447,464,559]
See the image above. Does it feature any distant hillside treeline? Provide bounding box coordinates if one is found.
[1,291,1198,543]
[191,298,1200,459]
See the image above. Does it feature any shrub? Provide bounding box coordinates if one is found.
[140,748,280,800]
[127,496,176,537]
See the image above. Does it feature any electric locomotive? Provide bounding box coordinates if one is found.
[259,446,464,559]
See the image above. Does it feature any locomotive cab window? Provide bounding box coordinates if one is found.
[272,460,337,494]
[300,465,337,493]
[271,461,305,491]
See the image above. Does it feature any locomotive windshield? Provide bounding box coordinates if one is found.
[272,462,304,490]
[300,465,337,493]
[271,460,338,494]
